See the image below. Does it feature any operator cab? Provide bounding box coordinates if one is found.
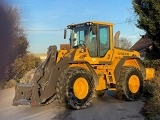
[66,21,114,57]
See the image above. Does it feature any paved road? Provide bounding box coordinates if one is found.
[0,88,144,120]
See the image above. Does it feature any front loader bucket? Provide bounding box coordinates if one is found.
[13,45,58,107]
[13,45,76,107]
[13,83,41,106]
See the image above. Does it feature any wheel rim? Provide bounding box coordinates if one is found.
[73,77,89,99]
[128,75,140,93]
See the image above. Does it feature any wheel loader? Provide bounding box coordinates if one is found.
[12,21,155,109]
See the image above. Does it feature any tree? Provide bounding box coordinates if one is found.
[145,42,160,60]
[132,0,160,43]
[132,0,160,59]
[8,7,28,56]
[0,3,29,81]
[119,37,132,49]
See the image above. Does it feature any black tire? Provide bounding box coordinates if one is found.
[115,66,143,101]
[55,67,94,109]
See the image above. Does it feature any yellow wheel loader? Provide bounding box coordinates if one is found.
[12,21,155,109]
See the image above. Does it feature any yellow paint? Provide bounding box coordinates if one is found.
[123,59,140,69]
[73,47,114,64]
[56,49,68,63]
[62,21,150,92]
[128,75,140,93]
[69,46,142,91]
[95,75,107,90]
[69,64,89,71]
[145,68,155,80]
[73,77,89,99]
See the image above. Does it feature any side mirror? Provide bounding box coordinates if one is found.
[64,29,67,39]
[92,26,96,35]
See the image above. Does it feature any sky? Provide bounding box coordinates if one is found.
[7,0,145,53]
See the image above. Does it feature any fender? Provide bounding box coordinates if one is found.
[114,56,146,82]
[69,60,98,86]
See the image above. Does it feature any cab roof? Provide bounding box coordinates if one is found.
[67,21,114,28]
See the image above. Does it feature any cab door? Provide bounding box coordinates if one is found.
[98,25,113,63]
[88,25,113,63]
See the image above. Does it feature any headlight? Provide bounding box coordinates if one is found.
[81,46,86,53]
[86,22,93,26]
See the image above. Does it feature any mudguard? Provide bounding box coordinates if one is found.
[114,56,146,82]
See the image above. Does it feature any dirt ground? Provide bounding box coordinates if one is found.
[0,88,144,120]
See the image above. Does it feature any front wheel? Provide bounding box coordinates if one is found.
[56,67,94,109]
[116,66,143,101]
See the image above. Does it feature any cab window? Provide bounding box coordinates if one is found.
[99,26,109,57]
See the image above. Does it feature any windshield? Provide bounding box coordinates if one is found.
[69,24,110,57]
[70,26,96,48]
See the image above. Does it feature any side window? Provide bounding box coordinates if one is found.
[78,31,84,43]
[88,30,97,57]
[99,26,109,57]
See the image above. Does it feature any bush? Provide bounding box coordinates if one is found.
[141,60,160,119]
[4,79,17,89]
[141,70,160,119]
[8,54,42,81]
[142,59,160,70]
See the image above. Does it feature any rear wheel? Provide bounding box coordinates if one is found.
[56,67,94,109]
[115,66,143,101]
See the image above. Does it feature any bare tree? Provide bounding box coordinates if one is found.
[119,37,132,49]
